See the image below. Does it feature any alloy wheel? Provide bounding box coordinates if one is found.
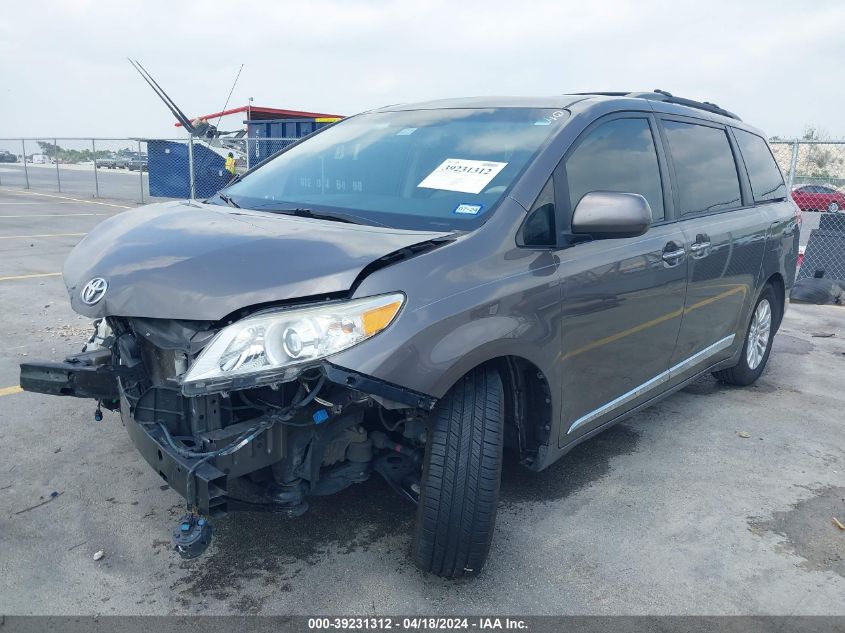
[746,298,772,370]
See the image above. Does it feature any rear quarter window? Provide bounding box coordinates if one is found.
[663,120,742,215]
[733,129,786,203]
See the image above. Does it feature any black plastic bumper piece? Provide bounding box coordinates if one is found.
[121,399,229,516]
[323,363,437,410]
[20,349,121,401]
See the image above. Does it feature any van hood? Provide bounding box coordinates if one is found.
[64,200,452,321]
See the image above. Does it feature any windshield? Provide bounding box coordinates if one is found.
[221,108,568,230]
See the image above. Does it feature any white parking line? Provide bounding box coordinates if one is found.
[0,213,109,218]
[0,233,85,240]
[0,188,133,209]
[0,272,62,282]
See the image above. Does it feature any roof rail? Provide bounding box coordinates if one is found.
[571,89,741,121]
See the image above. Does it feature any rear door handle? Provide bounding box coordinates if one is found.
[689,233,712,258]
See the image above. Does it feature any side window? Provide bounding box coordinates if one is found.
[733,129,786,203]
[520,177,556,247]
[565,118,665,222]
[663,120,742,215]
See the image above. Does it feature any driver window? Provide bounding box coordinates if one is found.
[565,118,665,222]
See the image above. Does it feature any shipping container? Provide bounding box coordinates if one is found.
[246,117,339,167]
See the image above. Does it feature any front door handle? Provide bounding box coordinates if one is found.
[662,242,686,266]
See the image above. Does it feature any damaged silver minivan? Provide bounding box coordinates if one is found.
[21,92,799,578]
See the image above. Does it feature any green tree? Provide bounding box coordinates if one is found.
[801,125,841,178]
[35,141,125,163]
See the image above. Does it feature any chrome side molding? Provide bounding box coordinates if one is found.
[567,334,735,434]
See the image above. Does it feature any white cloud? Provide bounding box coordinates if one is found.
[0,0,843,139]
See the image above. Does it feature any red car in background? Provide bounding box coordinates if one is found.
[791,183,845,212]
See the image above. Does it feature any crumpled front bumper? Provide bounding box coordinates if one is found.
[20,350,437,515]
[19,352,229,514]
[119,392,230,516]
[19,348,121,401]
[19,345,438,410]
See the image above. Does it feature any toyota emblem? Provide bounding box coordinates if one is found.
[80,277,108,305]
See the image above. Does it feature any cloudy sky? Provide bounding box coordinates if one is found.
[1,0,844,140]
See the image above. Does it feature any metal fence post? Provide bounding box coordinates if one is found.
[188,136,196,200]
[786,140,800,190]
[21,140,29,189]
[92,139,100,198]
[138,139,145,203]
[54,138,61,192]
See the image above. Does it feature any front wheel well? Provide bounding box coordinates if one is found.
[476,356,553,468]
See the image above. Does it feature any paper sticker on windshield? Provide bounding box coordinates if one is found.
[418,158,507,194]
[454,203,483,215]
[396,127,417,135]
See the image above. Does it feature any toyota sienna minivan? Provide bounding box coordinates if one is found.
[21,90,799,578]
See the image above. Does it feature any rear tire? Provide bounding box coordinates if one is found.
[411,367,504,579]
[713,285,779,386]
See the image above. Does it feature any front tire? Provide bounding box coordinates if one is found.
[828,202,841,213]
[713,285,779,386]
[411,367,504,579]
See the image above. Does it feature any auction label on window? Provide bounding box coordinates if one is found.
[418,158,507,194]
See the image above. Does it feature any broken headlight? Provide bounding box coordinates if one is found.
[181,293,404,396]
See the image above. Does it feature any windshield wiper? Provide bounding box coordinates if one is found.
[285,208,360,224]
[217,192,240,208]
[251,205,385,226]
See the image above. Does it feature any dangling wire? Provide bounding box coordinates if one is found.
[160,373,327,511]
[196,64,245,178]
[213,64,244,134]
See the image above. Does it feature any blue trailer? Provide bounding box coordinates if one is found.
[147,140,230,199]
[150,105,343,198]
[246,117,339,167]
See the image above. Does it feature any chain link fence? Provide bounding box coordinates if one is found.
[769,140,845,304]
[0,137,297,204]
[769,140,845,209]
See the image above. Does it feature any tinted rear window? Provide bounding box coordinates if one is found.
[733,129,786,203]
[663,120,741,215]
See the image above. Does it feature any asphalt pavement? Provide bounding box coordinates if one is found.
[0,163,150,204]
[0,187,843,616]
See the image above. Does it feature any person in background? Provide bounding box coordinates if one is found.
[225,152,237,178]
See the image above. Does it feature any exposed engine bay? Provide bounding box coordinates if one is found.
[21,316,436,559]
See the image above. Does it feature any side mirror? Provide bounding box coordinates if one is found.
[571,191,652,239]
